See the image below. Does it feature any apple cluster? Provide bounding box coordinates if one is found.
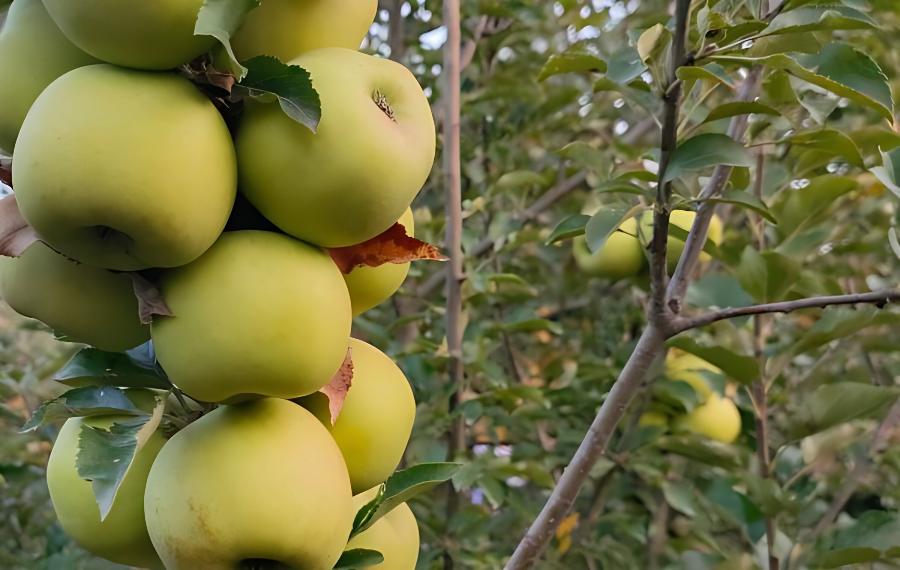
[0,1,432,568]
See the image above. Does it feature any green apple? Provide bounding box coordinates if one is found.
[152,231,352,403]
[343,208,414,316]
[572,217,644,280]
[144,398,354,570]
[347,486,419,570]
[0,242,148,351]
[638,411,669,428]
[13,64,236,270]
[0,0,97,153]
[640,210,723,271]
[41,0,214,70]
[664,350,722,400]
[299,338,415,493]
[47,400,165,568]
[233,0,377,62]
[673,394,741,443]
[236,47,436,247]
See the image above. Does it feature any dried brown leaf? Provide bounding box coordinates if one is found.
[319,348,354,425]
[0,156,11,187]
[129,273,174,324]
[328,222,448,274]
[0,195,39,257]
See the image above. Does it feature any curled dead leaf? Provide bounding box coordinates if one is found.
[319,348,354,425]
[129,273,174,325]
[328,222,448,274]
[0,156,10,187]
[0,195,39,257]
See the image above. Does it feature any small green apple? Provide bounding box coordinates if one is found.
[144,398,354,570]
[233,0,377,62]
[299,338,415,493]
[152,231,352,403]
[640,210,723,271]
[41,0,214,70]
[572,217,644,280]
[343,208,414,316]
[347,486,420,570]
[47,397,165,569]
[673,394,741,443]
[0,0,97,153]
[13,64,236,270]
[236,47,436,247]
[0,242,148,351]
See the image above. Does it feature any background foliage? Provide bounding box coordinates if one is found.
[2,0,899,568]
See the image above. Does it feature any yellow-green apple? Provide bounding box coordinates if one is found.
[41,0,213,70]
[638,411,669,428]
[0,0,97,153]
[346,486,419,570]
[151,231,352,403]
[47,396,165,569]
[299,338,415,493]
[0,242,148,351]
[572,217,644,280]
[673,394,741,443]
[233,0,377,62]
[236,47,436,247]
[343,208,414,315]
[664,350,722,400]
[640,210,723,271]
[144,398,354,570]
[13,64,236,270]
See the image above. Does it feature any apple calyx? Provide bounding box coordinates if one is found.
[372,89,396,121]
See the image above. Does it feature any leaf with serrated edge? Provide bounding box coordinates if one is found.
[546,214,590,245]
[76,393,165,520]
[21,386,146,432]
[237,55,321,131]
[53,347,171,390]
[664,134,754,182]
[350,463,461,538]
[194,0,261,80]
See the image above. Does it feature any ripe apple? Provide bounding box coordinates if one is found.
[572,218,645,280]
[144,398,354,570]
[13,64,236,270]
[47,396,165,569]
[236,47,436,248]
[0,0,96,153]
[0,242,148,351]
[640,210,723,271]
[151,231,352,403]
[673,394,741,443]
[41,0,214,70]
[664,350,722,400]
[299,338,415,493]
[343,208,414,316]
[232,0,377,62]
[346,486,419,570]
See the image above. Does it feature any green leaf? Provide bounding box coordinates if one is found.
[772,175,857,239]
[663,134,754,182]
[685,273,754,316]
[496,318,562,335]
[735,247,801,303]
[546,214,590,245]
[832,511,900,552]
[653,380,701,414]
[333,549,385,569]
[703,102,780,124]
[789,382,900,439]
[814,548,882,568]
[496,170,547,190]
[870,147,900,199]
[782,129,865,167]
[789,306,893,356]
[537,51,607,82]
[77,393,165,520]
[21,387,147,432]
[559,142,608,174]
[585,205,644,253]
[657,436,743,469]
[350,463,460,538]
[705,189,776,223]
[663,481,699,517]
[605,46,646,84]
[676,64,734,89]
[747,32,822,58]
[637,24,671,65]
[237,56,321,132]
[54,347,171,390]
[666,337,759,384]
[762,6,877,37]
[194,0,261,80]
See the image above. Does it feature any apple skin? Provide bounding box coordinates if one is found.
[0,242,148,351]
[233,0,377,62]
[152,231,352,403]
[343,208,414,316]
[144,398,354,570]
[673,394,741,443]
[299,338,415,493]
[13,64,236,270]
[347,487,419,570]
[0,0,97,153]
[47,405,165,569]
[236,47,436,248]
[640,210,723,271]
[665,351,722,401]
[572,218,644,280]
[41,0,214,70]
